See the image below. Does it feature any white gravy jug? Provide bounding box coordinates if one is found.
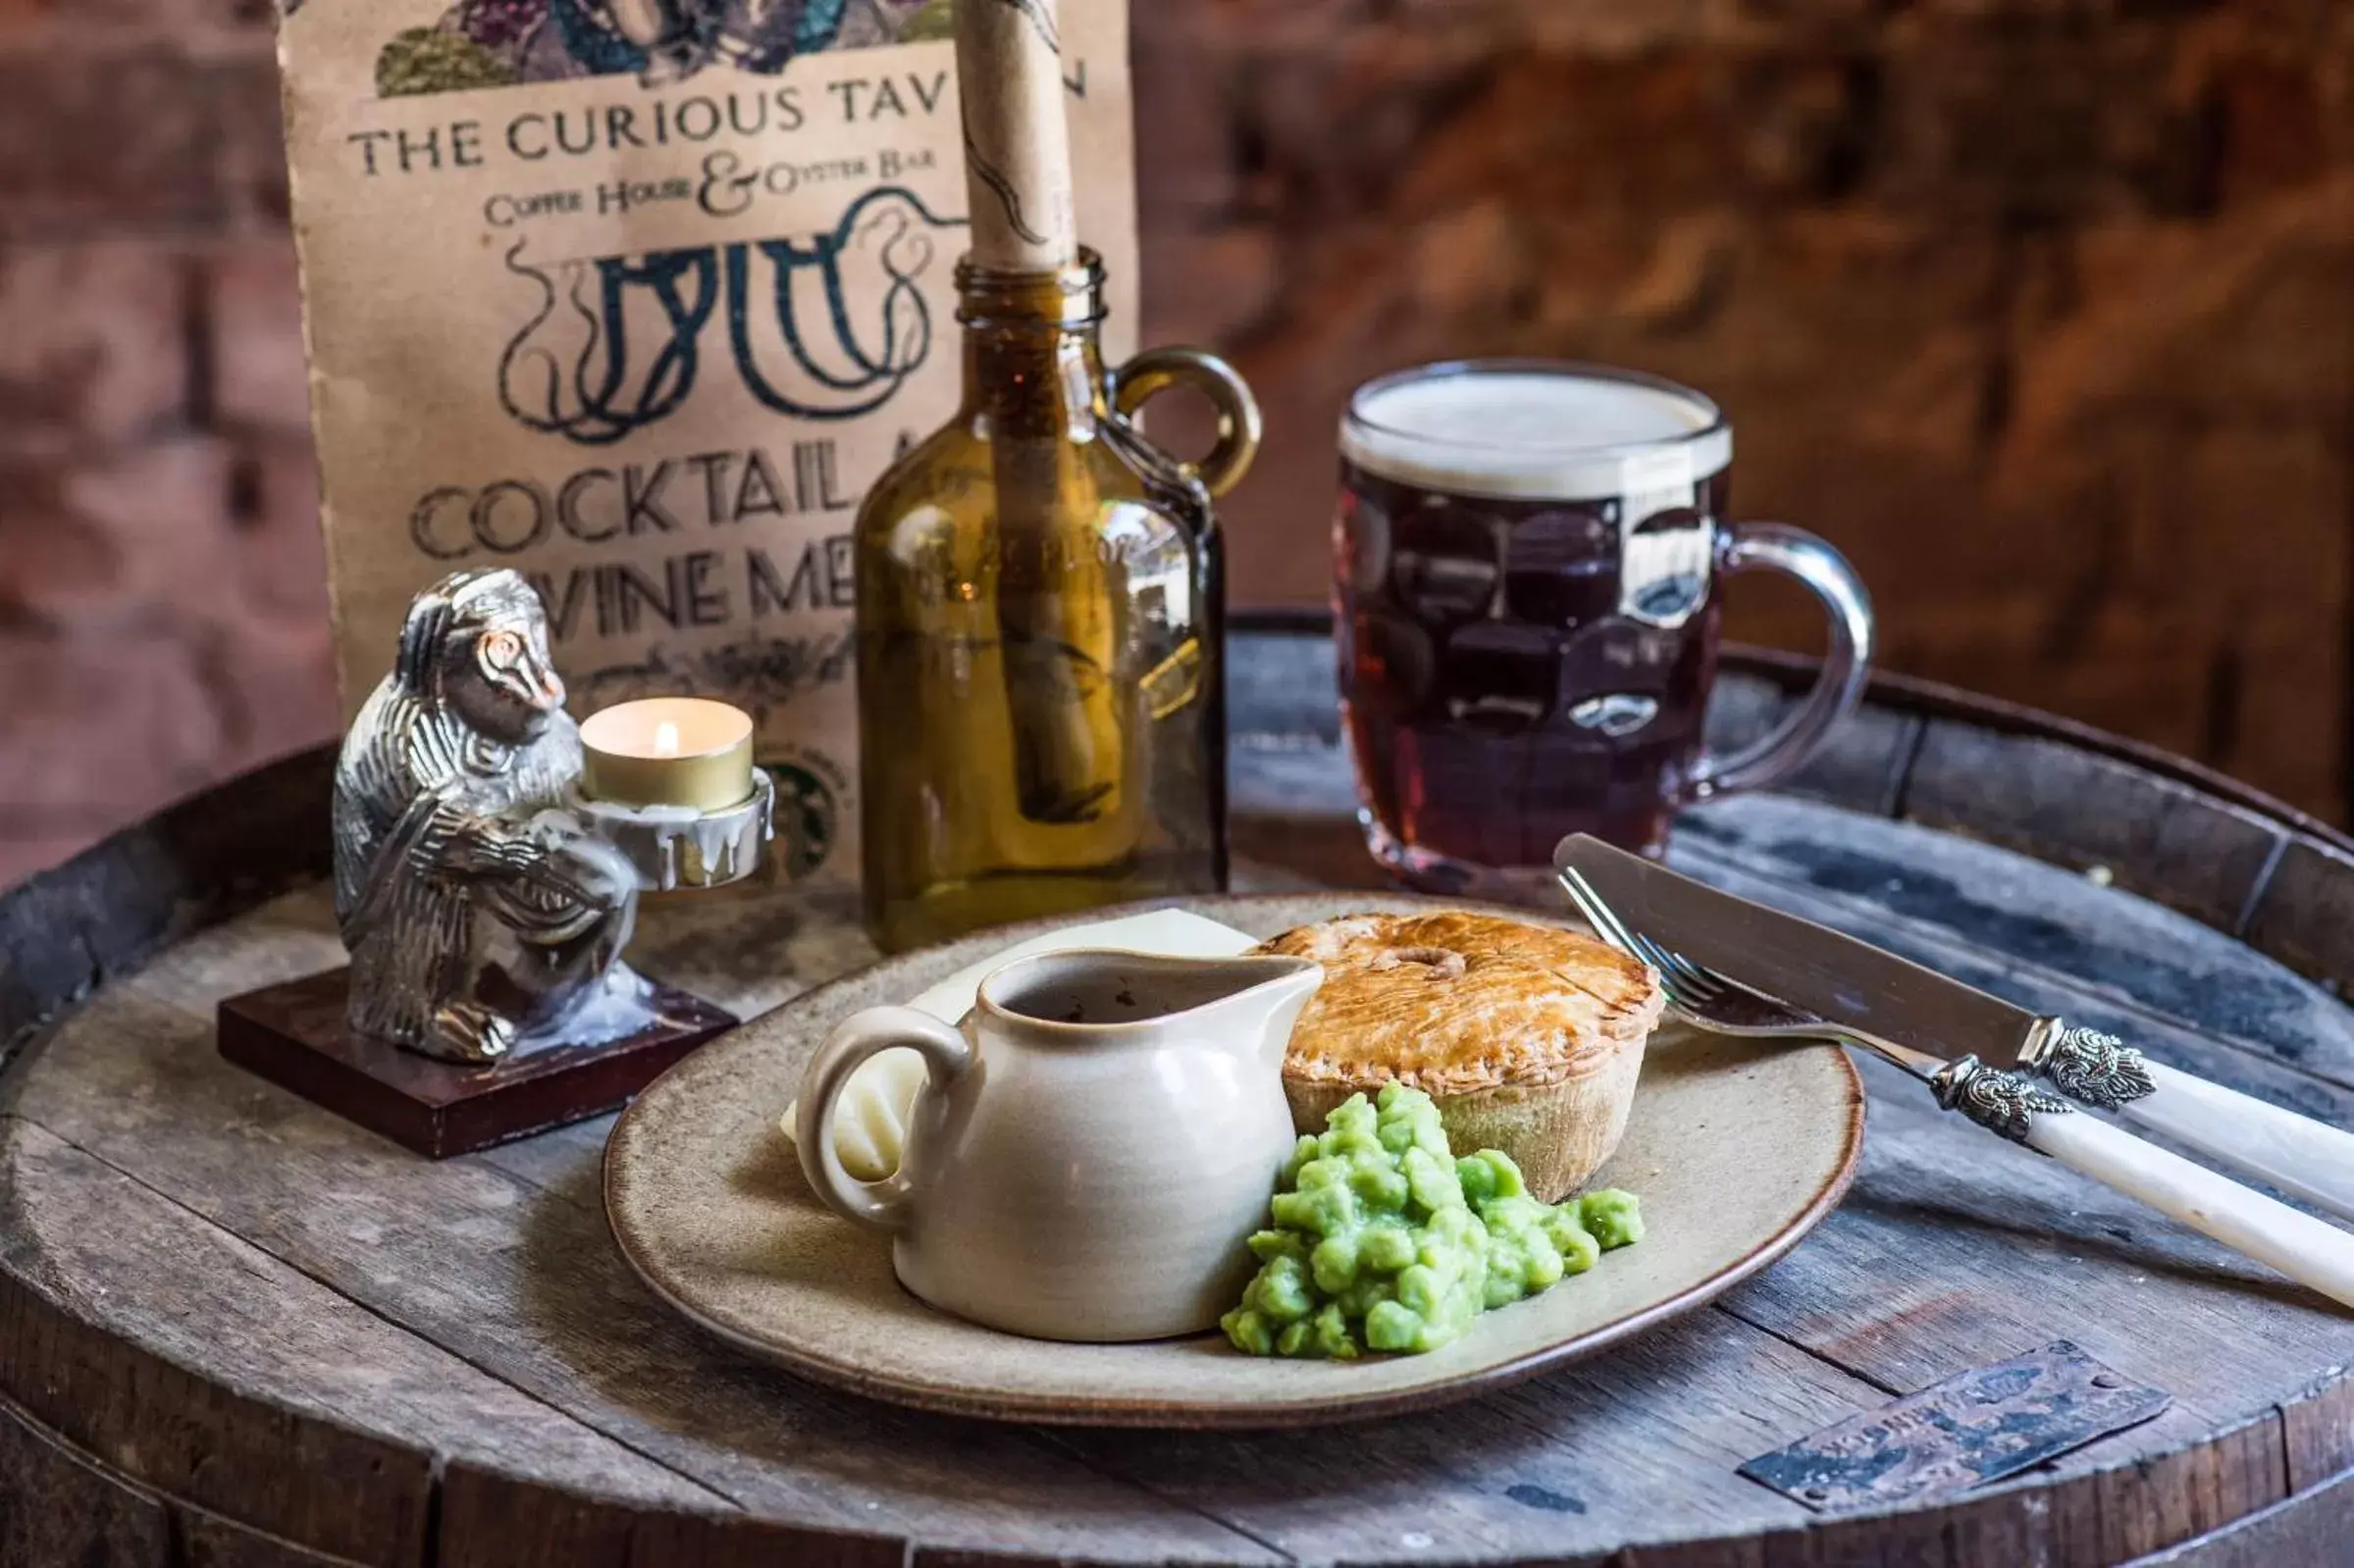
[796,948,1323,1341]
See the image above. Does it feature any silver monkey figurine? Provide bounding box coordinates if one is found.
[333,569,645,1064]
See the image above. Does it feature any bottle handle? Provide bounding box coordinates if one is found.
[1110,346,1264,499]
[794,1006,970,1233]
[1684,522,1876,803]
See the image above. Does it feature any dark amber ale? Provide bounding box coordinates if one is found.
[1337,361,1871,903]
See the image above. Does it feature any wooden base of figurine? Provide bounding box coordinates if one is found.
[217,968,737,1159]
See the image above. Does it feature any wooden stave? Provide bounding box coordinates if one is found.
[5,630,2354,1564]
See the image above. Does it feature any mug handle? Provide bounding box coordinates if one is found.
[1110,346,1264,499]
[1683,522,1876,803]
[794,1006,971,1233]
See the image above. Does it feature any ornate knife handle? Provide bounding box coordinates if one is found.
[2020,1016,2354,1228]
[2019,1019,2157,1109]
[1929,1056,2072,1144]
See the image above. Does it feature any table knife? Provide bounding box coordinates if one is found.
[1556,833,2354,1226]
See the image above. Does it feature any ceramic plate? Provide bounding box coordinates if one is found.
[604,893,1864,1428]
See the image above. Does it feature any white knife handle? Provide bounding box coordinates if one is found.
[2110,1061,2354,1227]
[2023,1019,2354,1227]
[2024,1110,2354,1311]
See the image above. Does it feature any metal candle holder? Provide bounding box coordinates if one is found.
[218,566,771,1159]
[328,568,772,1065]
[568,772,777,893]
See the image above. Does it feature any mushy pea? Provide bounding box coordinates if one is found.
[1222,1082,1644,1357]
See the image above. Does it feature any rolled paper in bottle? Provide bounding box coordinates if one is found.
[949,0,1102,830]
[953,0,1076,269]
[579,698,756,810]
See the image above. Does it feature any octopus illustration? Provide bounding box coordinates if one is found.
[497,186,960,444]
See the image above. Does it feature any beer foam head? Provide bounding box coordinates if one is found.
[1341,362,1732,500]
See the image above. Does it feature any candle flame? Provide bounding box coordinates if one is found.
[654,720,681,758]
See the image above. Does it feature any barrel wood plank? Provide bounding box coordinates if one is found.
[1039,1309,1892,1560]
[431,1459,907,1568]
[0,1393,374,1568]
[6,630,2354,1564]
[0,748,335,1078]
[1700,651,2354,996]
[0,1393,171,1568]
[2278,1367,2354,1491]
[0,1122,437,1565]
[2124,1467,2354,1566]
[0,1111,722,1544]
[174,1501,382,1568]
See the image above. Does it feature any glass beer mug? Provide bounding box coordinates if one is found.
[1337,359,1875,904]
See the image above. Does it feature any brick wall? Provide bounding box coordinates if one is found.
[0,0,332,887]
[1,0,2349,889]
[1138,0,2354,821]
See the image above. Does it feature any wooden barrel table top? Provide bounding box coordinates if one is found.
[8,623,2354,1567]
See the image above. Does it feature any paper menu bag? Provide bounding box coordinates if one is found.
[276,0,1139,888]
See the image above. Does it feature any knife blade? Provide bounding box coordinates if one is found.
[1554,833,2046,1069]
[1554,831,2354,1226]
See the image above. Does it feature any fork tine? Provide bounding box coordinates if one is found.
[1558,869,1641,958]
[1619,928,1730,1009]
[1556,865,1608,928]
[1632,932,1716,1001]
[1559,873,1818,1032]
[1554,866,1606,932]
[1620,926,1670,974]
[1621,930,1683,994]
[1636,941,1713,1018]
[1656,945,1726,1000]
[1587,907,1679,997]
[1585,896,1649,967]
[1556,866,1771,1024]
[1560,868,1704,1003]
[1584,888,1662,981]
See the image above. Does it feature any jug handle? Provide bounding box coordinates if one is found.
[796,1007,972,1233]
[1110,346,1263,499]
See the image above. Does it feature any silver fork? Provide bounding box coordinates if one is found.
[1558,865,2354,1310]
[1559,866,1962,1097]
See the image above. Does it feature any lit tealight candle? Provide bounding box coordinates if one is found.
[579,698,755,811]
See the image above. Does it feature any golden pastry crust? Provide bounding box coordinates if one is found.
[1259,911,1663,1098]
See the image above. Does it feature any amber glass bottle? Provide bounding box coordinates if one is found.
[854,250,1260,952]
